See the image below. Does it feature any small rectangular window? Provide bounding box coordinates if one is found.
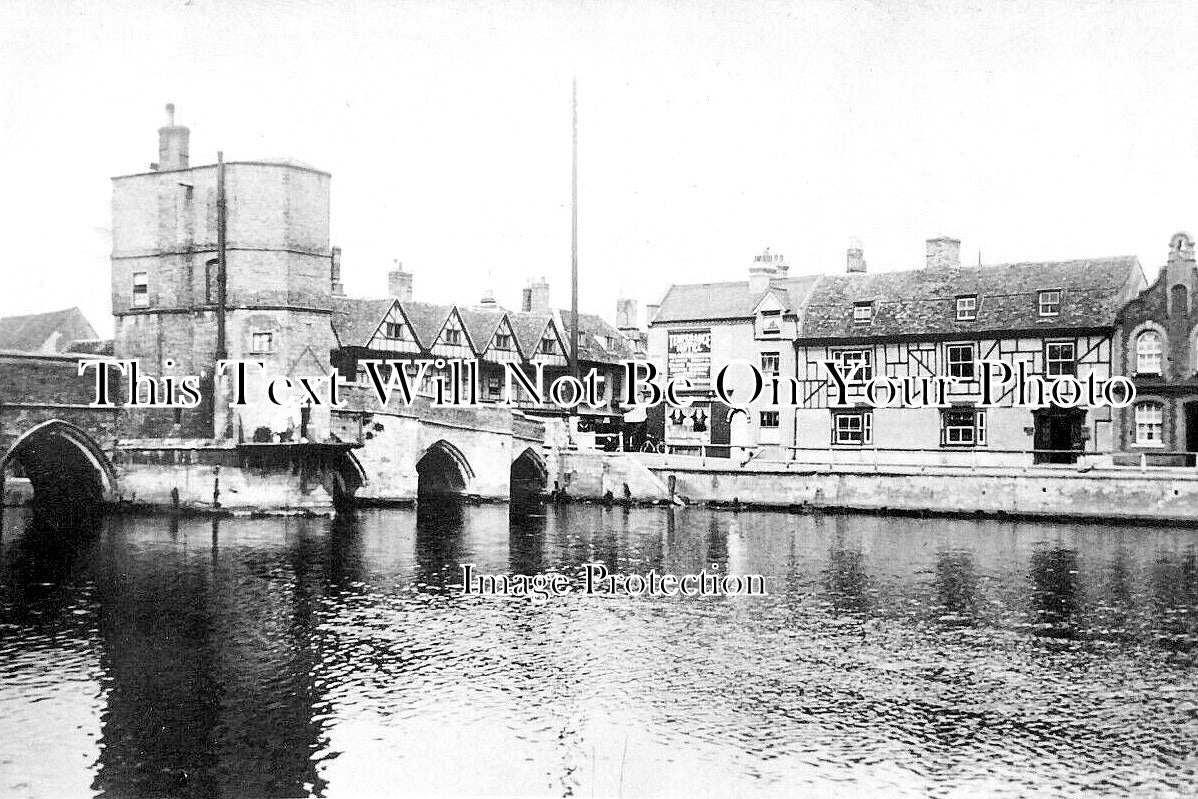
[942,408,986,447]
[132,272,149,308]
[759,411,780,428]
[1039,290,1061,317]
[384,322,404,339]
[444,327,462,346]
[853,302,873,323]
[832,349,873,381]
[956,295,977,321]
[759,309,781,336]
[540,336,556,355]
[946,344,975,378]
[494,334,511,350]
[486,376,502,399]
[761,352,780,374]
[832,410,873,446]
[251,331,274,354]
[1045,341,1076,376]
[1134,402,1164,446]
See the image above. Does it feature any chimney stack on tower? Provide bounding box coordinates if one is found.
[925,237,961,270]
[847,242,866,273]
[330,247,344,296]
[155,103,190,171]
[748,248,778,295]
[522,277,550,313]
[616,296,638,332]
[388,260,413,301]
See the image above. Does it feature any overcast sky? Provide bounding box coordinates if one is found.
[3,0,1198,337]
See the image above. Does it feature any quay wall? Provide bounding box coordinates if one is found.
[115,462,336,513]
[554,451,1198,522]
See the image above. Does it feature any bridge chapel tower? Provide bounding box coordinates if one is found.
[111,105,337,441]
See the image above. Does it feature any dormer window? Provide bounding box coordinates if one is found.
[853,302,873,324]
[494,333,512,350]
[540,334,557,355]
[760,309,781,336]
[384,322,405,339]
[956,294,977,321]
[1039,290,1061,317]
[443,320,463,346]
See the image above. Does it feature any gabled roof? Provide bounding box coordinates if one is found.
[653,276,819,324]
[329,297,397,347]
[799,256,1143,339]
[509,311,558,355]
[400,301,456,349]
[0,307,98,353]
[555,309,637,362]
[458,305,509,353]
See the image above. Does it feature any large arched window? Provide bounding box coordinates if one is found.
[1134,401,1164,446]
[1136,330,1163,375]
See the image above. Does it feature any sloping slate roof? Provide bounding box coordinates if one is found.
[556,309,637,362]
[509,311,554,354]
[0,307,97,353]
[654,276,819,323]
[329,297,396,347]
[400,301,456,349]
[800,256,1141,339]
[458,306,507,351]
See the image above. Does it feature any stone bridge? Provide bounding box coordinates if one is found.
[1,352,549,512]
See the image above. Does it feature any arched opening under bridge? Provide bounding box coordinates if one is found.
[510,447,547,508]
[416,440,474,500]
[2,420,115,516]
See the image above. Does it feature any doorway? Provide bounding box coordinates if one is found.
[1185,401,1198,466]
[1033,409,1085,464]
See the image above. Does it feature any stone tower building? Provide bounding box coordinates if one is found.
[111,106,337,441]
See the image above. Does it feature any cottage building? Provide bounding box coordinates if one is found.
[1113,232,1198,462]
[793,239,1145,465]
[650,239,1146,464]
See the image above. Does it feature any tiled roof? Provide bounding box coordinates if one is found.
[509,311,555,355]
[65,339,114,356]
[556,309,637,362]
[400,301,458,349]
[329,297,396,347]
[458,306,508,352]
[799,256,1143,339]
[653,276,820,323]
[0,307,98,353]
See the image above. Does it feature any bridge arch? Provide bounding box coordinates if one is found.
[510,447,547,505]
[2,419,115,509]
[416,439,475,499]
[324,449,367,511]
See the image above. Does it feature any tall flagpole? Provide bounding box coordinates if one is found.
[570,76,580,383]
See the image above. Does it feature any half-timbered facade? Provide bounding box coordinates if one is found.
[793,244,1145,464]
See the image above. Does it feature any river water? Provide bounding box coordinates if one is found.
[0,504,1195,798]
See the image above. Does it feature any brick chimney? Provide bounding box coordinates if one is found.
[522,277,550,313]
[847,243,866,273]
[616,296,638,332]
[330,246,344,296]
[388,260,413,301]
[926,237,961,270]
[155,102,190,171]
[479,289,497,307]
[748,248,777,294]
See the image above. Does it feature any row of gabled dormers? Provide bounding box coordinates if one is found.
[329,295,636,364]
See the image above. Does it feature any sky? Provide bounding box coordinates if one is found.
[3,0,1198,337]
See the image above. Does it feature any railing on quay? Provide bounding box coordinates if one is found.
[627,442,1198,473]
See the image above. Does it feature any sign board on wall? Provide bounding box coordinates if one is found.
[667,330,712,381]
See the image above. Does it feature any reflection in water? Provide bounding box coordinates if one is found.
[1029,545,1081,638]
[0,506,1196,798]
